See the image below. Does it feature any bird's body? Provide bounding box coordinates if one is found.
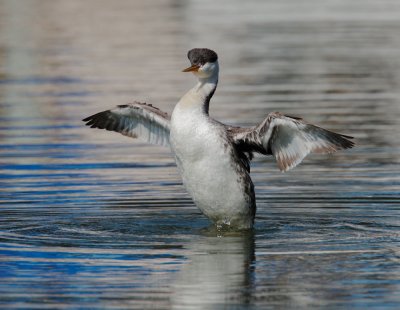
[83,48,354,230]
[170,73,255,228]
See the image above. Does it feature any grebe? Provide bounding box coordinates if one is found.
[83,48,354,229]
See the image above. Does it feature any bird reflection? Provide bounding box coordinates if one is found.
[171,228,255,309]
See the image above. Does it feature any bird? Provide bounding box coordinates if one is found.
[83,48,354,230]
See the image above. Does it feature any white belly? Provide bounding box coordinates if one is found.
[170,104,254,228]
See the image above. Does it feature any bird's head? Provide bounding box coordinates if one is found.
[182,48,219,79]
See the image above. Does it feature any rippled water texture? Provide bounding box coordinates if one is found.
[1,0,399,308]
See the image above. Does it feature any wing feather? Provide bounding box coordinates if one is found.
[228,112,354,172]
[83,101,170,146]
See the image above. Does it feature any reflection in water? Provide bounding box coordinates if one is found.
[253,249,400,308]
[172,230,254,309]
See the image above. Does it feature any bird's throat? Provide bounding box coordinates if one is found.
[194,78,218,115]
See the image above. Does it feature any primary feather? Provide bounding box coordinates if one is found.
[228,112,354,171]
[83,101,170,146]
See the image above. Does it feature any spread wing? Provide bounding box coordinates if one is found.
[82,101,170,146]
[228,112,354,172]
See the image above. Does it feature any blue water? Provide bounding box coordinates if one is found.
[0,0,399,308]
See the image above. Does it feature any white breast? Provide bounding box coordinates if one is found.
[170,91,254,228]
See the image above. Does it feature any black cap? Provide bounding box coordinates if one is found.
[187,48,218,66]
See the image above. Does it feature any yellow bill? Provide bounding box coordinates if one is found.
[182,64,200,72]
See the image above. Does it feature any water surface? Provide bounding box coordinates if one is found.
[0,0,399,308]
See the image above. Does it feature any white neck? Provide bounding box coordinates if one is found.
[188,63,219,115]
